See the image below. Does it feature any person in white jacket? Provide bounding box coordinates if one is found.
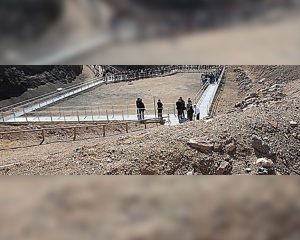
[194,105,200,120]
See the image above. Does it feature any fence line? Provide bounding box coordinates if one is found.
[0,117,168,150]
[5,107,174,124]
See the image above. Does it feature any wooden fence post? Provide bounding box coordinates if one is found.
[40,129,45,145]
[103,125,106,137]
[73,127,77,141]
[126,122,129,133]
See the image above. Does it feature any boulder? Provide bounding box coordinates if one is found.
[251,135,271,156]
[213,143,223,152]
[261,97,272,103]
[245,98,257,105]
[216,161,232,175]
[188,138,214,153]
[258,167,269,175]
[187,169,195,176]
[225,143,236,155]
[235,102,242,108]
[224,137,234,145]
[255,158,274,168]
[245,92,258,100]
[290,121,298,128]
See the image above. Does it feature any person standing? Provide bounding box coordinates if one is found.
[180,97,186,119]
[139,99,146,120]
[176,98,183,120]
[136,98,141,120]
[187,98,193,109]
[194,105,200,120]
[187,106,194,121]
[157,99,163,119]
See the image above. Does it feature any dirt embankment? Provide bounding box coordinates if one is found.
[215,65,300,115]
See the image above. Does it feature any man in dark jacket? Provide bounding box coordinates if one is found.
[157,99,163,119]
[136,98,141,120]
[139,99,146,120]
[187,98,193,109]
[187,106,194,121]
[176,98,183,120]
[180,97,186,119]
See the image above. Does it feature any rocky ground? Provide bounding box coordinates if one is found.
[0,65,299,175]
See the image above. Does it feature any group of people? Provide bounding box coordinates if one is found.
[136,98,163,121]
[201,67,223,85]
[136,97,200,123]
[176,97,200,122]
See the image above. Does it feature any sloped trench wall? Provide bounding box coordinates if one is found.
[0,66,83,108]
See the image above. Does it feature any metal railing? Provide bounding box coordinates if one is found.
[205,66,226,117]
[3,105,175,124]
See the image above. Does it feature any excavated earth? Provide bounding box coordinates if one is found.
[0,65,299,175]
